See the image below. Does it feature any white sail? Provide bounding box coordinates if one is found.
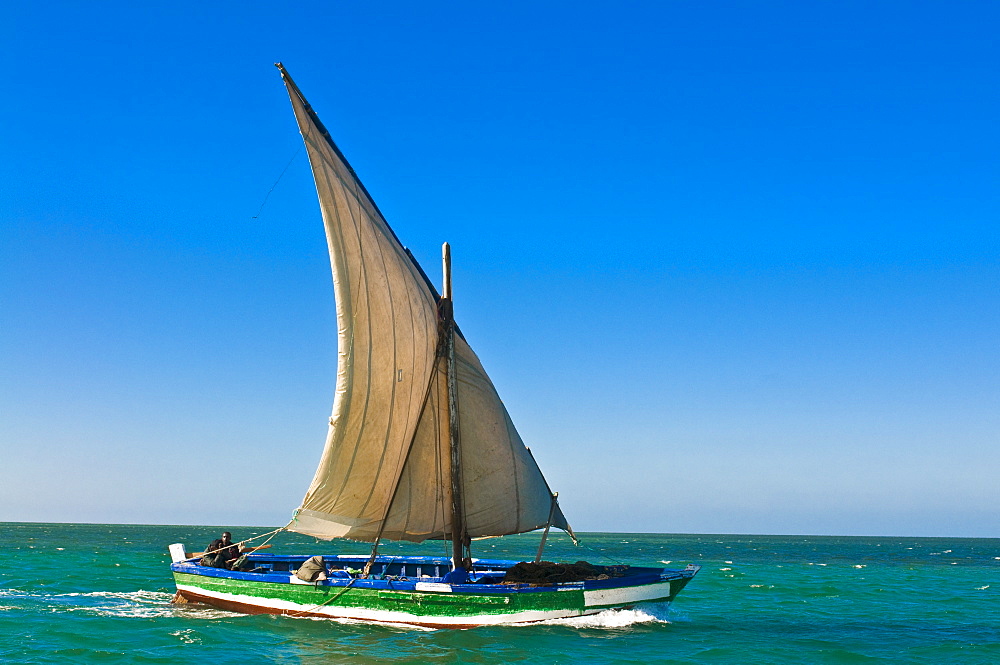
[279,66,569,543]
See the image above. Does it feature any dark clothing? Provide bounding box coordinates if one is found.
[208,538,239,560]
[201,538,239,569]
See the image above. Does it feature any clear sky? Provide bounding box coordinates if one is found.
[2,1,997,537]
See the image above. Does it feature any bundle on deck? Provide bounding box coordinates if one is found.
[502,561,630,585]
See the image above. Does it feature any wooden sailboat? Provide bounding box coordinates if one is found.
[169,64,699,627]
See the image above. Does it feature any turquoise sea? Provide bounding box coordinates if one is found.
[1,523,998,663]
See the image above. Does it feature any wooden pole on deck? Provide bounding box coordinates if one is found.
[534,492,559,563]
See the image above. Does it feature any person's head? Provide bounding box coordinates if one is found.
[222,531,232,542]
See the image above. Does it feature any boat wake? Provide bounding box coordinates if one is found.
[0,588,239,619]
[535,603,673,629]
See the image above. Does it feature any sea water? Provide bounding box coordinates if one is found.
[1,523,998,663]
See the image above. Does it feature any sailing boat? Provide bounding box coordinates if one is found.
[168,63,700,627]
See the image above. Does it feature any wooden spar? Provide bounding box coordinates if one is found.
[534,493,559,563]
[188,544,272,558]
[442,242,467,569]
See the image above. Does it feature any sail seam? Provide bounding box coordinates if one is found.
[453,352,524,535]
[351,182,401,519]
[302,139,441,308]
[322,153,377,511]
[395,265,425,538]
[433,375,448,544]
[298,132,355,510]
[364,356,444,543]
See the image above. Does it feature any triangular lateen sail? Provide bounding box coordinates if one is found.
[278,64,569,543]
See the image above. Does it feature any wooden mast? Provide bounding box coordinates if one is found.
[441,242,467,569]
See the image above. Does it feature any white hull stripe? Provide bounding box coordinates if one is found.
[584,580,674,608]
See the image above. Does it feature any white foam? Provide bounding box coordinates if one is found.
[63,591,178,619]
[535,604,672,629]
[3,588,243,619]
[171,629,201,644]
[60,590,173,602]
[171,606,245,620]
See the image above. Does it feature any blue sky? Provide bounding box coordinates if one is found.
[2,1,997,537]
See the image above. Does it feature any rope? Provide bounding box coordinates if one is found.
[200,523,289,558]
[251,146,302,219]
[572,537,626,567]
[244,524,288,551]
[284,578,358,618]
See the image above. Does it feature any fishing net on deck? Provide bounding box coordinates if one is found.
[502,561,630,585]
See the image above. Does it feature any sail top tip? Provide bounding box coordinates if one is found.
[275,62,287,75]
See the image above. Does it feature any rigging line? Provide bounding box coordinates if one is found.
[251,146,302,219]
[284,578,359,618]
[573,538,626,567]
[277,65,411,262]
[229,524,290,570]
[243,523,289,551]
[201,524,289,557]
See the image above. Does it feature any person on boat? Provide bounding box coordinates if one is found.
[200,531,240,569]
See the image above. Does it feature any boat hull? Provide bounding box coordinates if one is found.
[171,555,699,628]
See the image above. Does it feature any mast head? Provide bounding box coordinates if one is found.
[441,242,453,301]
